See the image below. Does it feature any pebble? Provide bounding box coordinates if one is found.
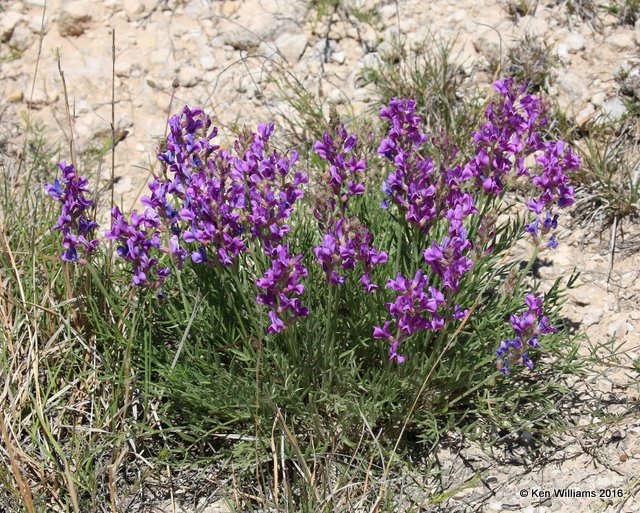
[599,97,628,122]
[608,31,634,49]
[607,318,631,338]
[562,31,585,53]
[58,1,93,37]
[275,33,308,64]
[6,89,23,103]
[0,11,23,42]
[582,306,603,327]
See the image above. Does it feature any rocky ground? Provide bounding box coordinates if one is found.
[1,0,639,511]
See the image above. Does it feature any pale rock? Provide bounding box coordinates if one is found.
[608,31,634,49]
[275,33,308,64]
[136,143,145,152]
[378,4,398,26]
[257,40,278,58]
[58,1,93,37]
[0,11,24,42]
[179,65,201,87]
[6,89,23,103]
[591,91,606,107]
[327,88,346,104]
[608,317,631,338]
[149,46,171,65]
[24,0,46,6]
[562,31,585,53]
[218,10,280,50]
[198,49,218,71]
[556,71,589,113]
[124,0,145,19]
[599,97,627,122]
[9,24,33,51]
[28,14,49,33]
[582,306,603,328]
[331,50,346,64]
[629,311,640,321]
[472,27,503,64]
[635,19,640,46]
[576,103,595,125]
[27,86,58,107]
[555,43,571,64]
[568,283,605,307]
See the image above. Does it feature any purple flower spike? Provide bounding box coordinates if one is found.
[496,294,556,374]
[45,162,100,262]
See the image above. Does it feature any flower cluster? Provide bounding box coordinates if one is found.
[104,207,170,287]
[525,140,578,250]
[44,162,99,262]
[373,270,445,362]
[464,77,547,194]
[256,244,309,333]
[149,106,310,332]
[313,126,387,291]
[496,294,557,374]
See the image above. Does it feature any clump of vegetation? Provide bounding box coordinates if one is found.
[503,34,557,92]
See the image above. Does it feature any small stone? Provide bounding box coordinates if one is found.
[610,430,625,441]
[591,91,607,107]
[599,97,627,122]
[58,1,93,37]
[576,103,595,125]
[198,49,218,71]
[607,318,630,338]
[555,43,570,64]
[556,71,589,108]
[327,88,346,104]
[331,51,346,64]
[635,19,640,46]
[562,31,585,52]
[0,11,23,42]
[6,89,23,103]
[275,33,308,64]
[179,65,200,87]
[619,451,629,462]
[608,31,634,49]
[582,306,603,327]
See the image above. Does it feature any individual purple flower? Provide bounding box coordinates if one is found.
[496,294,557,374]
[45,161,100,263]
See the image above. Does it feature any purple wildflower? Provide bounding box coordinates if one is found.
[496,293,557,374]
[45,161,100,263]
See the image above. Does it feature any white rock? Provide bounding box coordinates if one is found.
[591,91,606,107]
[198,49,218,71]
[608,318,631,338]
[576,103,595,125]
[0,11,24,42]
[556,71,589,109]
[331,50,346,64]
[635,19,640,46]
[275,33,308,64]
[9,24,33,51]
[555,43,571,64]
[218,10,280,50]
[582,306,603,327]
[562,31,585,53]
[58,1,93,37]
[599,97,627,122]
[24,0,46,6]
[180,65,200,87]
[608,31,634,49]
[124,0,145,18]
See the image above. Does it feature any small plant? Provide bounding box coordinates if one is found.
[503,34,557,92]
[500,0,538,19]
